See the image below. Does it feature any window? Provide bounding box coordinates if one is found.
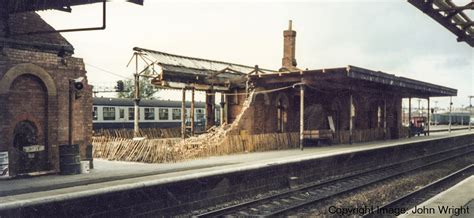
[377,106,382,128]
[93,107,98,120]
[103,107,116,120]
[277,98,287,132]
[159,108,169,120]
[119,108,125,119]
[172,108,181,120]
[145,108,155,120]
[196,109,204,121]
[129,107,140,120]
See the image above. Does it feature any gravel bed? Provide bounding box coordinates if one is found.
[290,153,473,216]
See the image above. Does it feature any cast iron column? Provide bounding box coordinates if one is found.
[181,88,186,139]
[299,85,305,150]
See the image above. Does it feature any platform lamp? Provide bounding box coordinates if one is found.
[449,97,452,133]
[469,96,473,131]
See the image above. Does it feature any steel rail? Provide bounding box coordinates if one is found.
[363,164,473,217]
[196,144,473,217]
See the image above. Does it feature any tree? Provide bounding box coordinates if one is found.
[116,77,159,99]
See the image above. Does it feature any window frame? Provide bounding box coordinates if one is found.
[103,107,116,121]
[158,108,169,120]
[144,107,155,120]
[172,108,181,120]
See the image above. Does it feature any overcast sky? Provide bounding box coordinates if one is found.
[38,0,473,109]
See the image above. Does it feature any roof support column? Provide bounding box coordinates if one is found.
[427,97,430,136]
[181,88,186,139]
[220,93,227,126]
[224,93,228,124]
[349,94,353,144]
[190,88,195,136]
[408,97,412,138]
[205,90,215,130]
[133,68,140,137]
[299,84,305,150]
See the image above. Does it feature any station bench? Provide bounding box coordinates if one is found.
[303,129,334,146]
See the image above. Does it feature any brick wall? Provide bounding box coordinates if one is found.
[228,87,403,141]
[0,12,91,176]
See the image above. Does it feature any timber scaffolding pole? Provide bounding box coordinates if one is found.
[126,51,160,137]
[181,88,186,139]
[191,88,195,136]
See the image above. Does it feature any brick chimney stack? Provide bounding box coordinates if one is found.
[280,20,298,72]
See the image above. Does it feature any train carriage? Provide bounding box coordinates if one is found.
[92,98,220,131]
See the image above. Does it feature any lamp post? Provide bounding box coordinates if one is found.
[449,97,452,133]
[469,96,473,131]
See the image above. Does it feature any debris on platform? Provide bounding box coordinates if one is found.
[92,91,299,163]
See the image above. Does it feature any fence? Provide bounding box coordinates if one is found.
[94,127,181,139]
[92,127,410,163]
[92,132,299,163]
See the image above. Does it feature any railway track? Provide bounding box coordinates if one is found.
[364,164,473,217]
[195,144,474,217]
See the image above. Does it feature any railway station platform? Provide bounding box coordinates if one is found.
[0,130,473,215]
[400,176,473,218]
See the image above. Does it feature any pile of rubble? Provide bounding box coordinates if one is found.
[173,91,255,159]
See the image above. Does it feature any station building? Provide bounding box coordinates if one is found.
[143,21,457,145]
[0,12,92,176]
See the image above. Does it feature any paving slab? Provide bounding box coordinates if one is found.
[0,130,472,208]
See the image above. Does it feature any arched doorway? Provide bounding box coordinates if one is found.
[368,100,384,129]
[305,104,328,130]
[330,98,343,131]
[0,63,57,176]
[275,93,289,132]
[13,120,48,173]
[8,74,49,174]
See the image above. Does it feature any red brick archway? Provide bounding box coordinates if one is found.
[0,63,57,175]
[8,74,49,174]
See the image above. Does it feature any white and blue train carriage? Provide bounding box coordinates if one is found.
[92,98,220,130]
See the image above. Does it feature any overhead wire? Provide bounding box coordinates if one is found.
[85,62,130,79]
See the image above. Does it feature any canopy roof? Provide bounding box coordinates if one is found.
[250,65,457,98]
[0,0,143,15]
[133,47,277,91]
[408,0,473,47]
[134,48,456,98]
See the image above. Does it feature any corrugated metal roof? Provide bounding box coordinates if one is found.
[93,97,208,108]
[134,47,277,75]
